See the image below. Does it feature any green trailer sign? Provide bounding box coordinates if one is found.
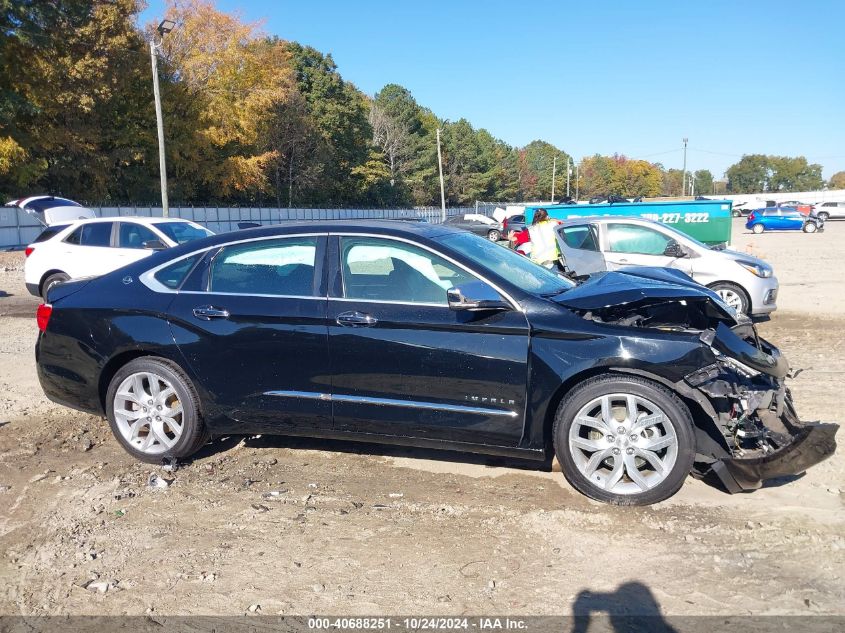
[523,199,733,245]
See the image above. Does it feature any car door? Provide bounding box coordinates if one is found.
[556,223,606,275]
[601,222,693,274]
[781,211,803,230]
[166,234,332,431]
[61,221,121,277]
[114,222,163,267]
[327,234,530,447]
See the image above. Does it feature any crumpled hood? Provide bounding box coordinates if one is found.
[554,266,738,323]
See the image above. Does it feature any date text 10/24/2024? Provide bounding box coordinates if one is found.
[308,618,528,630]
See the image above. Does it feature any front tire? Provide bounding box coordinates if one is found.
[41,272,69,300]
[803,222,817,233]
[106,357,207,464]
[817,212,829,221]
[751,223,764,234]
[487,229,502,242]
[553,375,696,505]
[708,281,750,315]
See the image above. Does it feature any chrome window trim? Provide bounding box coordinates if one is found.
[264,390,518,418]
[138,232,325,295]
[333,232,522,311]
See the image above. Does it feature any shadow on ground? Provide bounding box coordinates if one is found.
[571,581,677,633]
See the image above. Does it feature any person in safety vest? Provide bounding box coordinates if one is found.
[527,208,559,268]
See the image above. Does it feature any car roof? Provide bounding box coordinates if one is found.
[555,215,662,227]
[61,216,200,227]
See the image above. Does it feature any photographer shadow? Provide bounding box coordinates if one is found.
[571,581,677,633]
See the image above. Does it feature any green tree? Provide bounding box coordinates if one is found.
[726,154,771,193]
[285,42,374,205]
[829,171,845,190]
[692,169,714,196]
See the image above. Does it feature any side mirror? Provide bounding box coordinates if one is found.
[142,239,167,251]
[447,281,510,312]
[664,240,687,258]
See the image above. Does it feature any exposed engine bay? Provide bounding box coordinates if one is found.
[553,267,838,492]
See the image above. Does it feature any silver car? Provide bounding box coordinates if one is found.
[553,216,778,316]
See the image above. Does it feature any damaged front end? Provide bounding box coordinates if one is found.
[555,267,839,493]
[685,323,837,492]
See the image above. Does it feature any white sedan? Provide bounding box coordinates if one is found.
[25,216,213,299]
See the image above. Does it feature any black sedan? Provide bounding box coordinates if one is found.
[443,214,503,241]
[35,221,836,505]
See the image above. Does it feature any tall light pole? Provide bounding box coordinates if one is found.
[436,128,446,222]
[575,162,580,201]
[566,158,571,198]
[681,137,688,197]
[150,19,175,217]
[551,155,557,203]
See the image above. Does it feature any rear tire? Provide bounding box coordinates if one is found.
[708,281,750,315]
[41,272,69,301]
[106,357,207,464]
[552,375,696,506]
[751,223,764,234]
[803,222,817,233]
[817,212,829,221]
[487,229,502,242]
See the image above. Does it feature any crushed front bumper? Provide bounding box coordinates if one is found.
[709,421,838,493]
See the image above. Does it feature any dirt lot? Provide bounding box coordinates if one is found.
[0,218,843,617]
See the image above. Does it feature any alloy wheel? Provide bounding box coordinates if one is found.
[568,393,678,495]
[113,372,184,455]
[714,287,745,312]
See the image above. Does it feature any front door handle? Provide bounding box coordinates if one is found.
[336,311,377,327]
[192,305,230,320]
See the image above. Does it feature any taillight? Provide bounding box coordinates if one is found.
[25,246,34,257]
[36,303,52,332]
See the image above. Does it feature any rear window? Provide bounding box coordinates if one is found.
[33,224,70,243]
[153,222,212,244]
[25,197,81,213]
[154,254,202,290]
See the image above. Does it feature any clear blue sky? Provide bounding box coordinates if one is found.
[140,0,845,180]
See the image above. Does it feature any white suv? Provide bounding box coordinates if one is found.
[25,217,213,299]
[815,201,845,220]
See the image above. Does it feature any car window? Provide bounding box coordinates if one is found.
[33,224,70,243]
[209,237,317,296]
[25,197,81,213]
[606,223,672,256]
[341,236,477,304]
[561,225,599,251]
[444,217,464,225]
[65,222,113,247]
[154,222,213,244]
[118,223,159,249]
[154,253,202,290]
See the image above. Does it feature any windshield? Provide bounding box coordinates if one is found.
[441,231,574,296]
[154,221,213,244]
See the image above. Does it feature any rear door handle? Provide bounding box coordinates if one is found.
[192,305,230,320]
[336,311,377,327]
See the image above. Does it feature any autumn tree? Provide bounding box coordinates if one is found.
[159,0,293,200]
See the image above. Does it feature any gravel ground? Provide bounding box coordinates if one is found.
[0,218,842,617]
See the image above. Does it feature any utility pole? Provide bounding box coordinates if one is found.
[681,137,688,198]
[551,155,557,203]
[436,128,446,222]
[575,163,580,201]
[150,20,175,217]
[566,158,571,198]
